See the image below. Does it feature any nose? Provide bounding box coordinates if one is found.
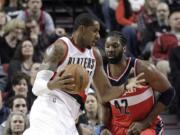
[19,106,24,112]
[20,84,25,88]
[96,32,100,40]
[108,46,115,51]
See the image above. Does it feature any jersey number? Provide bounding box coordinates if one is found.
[114,99,130,114]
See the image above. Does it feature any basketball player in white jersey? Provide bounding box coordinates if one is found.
[23,13,144,135]
[103,31,175,135]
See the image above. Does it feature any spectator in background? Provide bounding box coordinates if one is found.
[0,11,8,37]
[25,19,50,61]
[116,0,144,28]
[4,72,34,111]
[78,93,99,134]
[0,62,8,126]
[4,0,27,19]
[0,0,5,10]
[3,112,29,135]
[78,92,111,135]
[138,0,160,31]
[0,64,7,92]
[29,62,40,86]
[7,72,30,99]
[1,95,29,131]
[121,0,160,58]
[26,63,40,107]
[0,91,10,125]
[17,0,55,35]
[9,95,28,115]
[141,2,170,60]
[152,10,180,77]
[99,0,118,31]
[0,19,25,64]
[162,0,180,12]
[8,39,38,79]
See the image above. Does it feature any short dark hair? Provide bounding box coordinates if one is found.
[73,13,97,31]
[169,8,180,18]
[106,31,127,46]
[11,72,30,86]
[9,95,27,109]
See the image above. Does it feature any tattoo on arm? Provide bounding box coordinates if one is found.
[39,42,66,71]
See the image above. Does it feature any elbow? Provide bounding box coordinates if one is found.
[32,79,51,96]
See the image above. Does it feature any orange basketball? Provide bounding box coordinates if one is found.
[62,64,89,94]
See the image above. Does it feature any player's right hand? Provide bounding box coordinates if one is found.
[47,70,76,92]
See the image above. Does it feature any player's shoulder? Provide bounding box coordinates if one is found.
[136,59,156,73]
[44,37,68,62]
[52,37,68,53]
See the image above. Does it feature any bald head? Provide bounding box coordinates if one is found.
[156,2,170,21]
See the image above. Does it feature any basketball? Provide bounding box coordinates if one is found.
[62,64,89,93]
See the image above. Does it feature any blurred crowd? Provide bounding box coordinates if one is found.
[0,0,180,135]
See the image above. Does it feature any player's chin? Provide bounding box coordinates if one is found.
[86,45,92,49]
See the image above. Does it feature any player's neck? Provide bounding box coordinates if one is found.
[71,32,82,48]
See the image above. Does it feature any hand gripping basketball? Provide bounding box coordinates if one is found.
[61,64,89,94]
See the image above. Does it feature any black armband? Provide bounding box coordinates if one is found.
[158,87,176,106]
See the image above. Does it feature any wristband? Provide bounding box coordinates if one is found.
[32,70,54,96]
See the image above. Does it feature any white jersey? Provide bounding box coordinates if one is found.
[24,37,96,135]
[56,37,96,91]
[46,37,96,119]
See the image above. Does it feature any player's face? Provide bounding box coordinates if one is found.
[105,36,124,64]
[10,115,25,134]
[81,21,100,49]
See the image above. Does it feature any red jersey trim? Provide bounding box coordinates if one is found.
[134,58,138,76]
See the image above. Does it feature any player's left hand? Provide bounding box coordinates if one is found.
[127,121,147,135]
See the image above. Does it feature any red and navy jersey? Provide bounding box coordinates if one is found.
[104,57,162,129]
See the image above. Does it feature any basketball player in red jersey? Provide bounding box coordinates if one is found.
[103,31,175,135]
[23,14,144,135]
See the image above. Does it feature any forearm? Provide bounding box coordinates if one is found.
[98,102,111,126]
[101,84,126,103]
[143,102,165,128]
[32,70,54,96]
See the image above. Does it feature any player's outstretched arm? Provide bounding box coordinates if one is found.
[127,61,175,135]
[32,40,75,96]
[92,48,145,103]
